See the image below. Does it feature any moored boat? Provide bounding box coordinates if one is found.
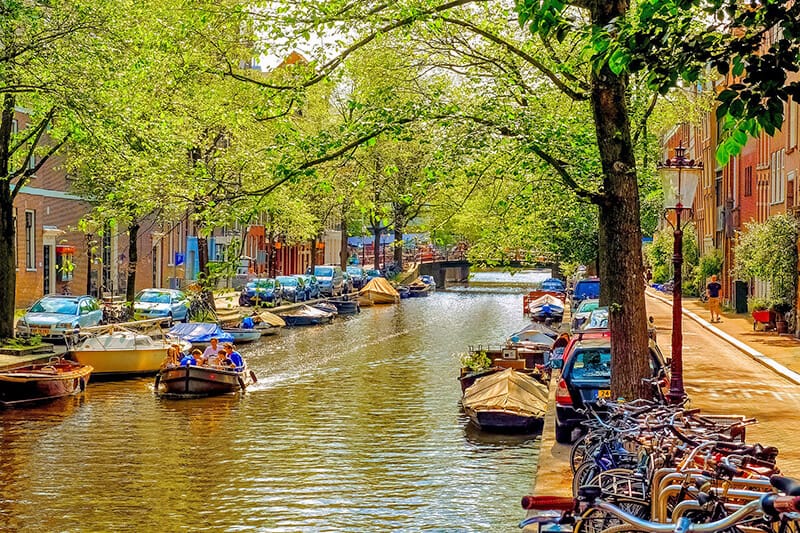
[461,367,548,432]
[408,278,432,297]
[526,294,565,323]
[71,324,190,377]
[0,357,93,407]
[327,298,360,314]
[155,363,256,398]
[253,311,285,336]
[221,328,261,344]
[358,277,400,305]
[169,322,234,346]
[277,305,334,326]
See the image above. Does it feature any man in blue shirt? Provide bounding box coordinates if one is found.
[223,343,245,371]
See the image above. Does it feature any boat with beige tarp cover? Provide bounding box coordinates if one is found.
[358,278,400,306]
[461,367,548,432]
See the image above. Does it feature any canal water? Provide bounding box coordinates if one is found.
[0,272,548,532]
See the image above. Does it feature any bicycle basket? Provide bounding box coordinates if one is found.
[596,470,647,501]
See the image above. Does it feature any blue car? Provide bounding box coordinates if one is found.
[133,289,189,323]
[240,278,283,307]
[296,275,320,299]
[277,275,307,302]
[16,294,104,340]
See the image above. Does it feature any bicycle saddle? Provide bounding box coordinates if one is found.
[577,485,602,502]
[771,475,800,496]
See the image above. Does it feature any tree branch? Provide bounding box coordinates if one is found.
[632,93,658,146]
[12,135,69,199]
[440,17,589,101]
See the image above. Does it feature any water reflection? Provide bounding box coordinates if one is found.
[1,285,541,531]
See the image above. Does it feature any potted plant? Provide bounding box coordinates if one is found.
[750,298,775,331]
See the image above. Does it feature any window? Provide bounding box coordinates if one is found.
[25,210,35,270]
[770,149,786,204]
[744,166,753,197]
[790,98,799,149]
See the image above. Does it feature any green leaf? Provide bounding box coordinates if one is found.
[608,48,630,75]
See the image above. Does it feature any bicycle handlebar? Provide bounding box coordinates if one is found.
[521,495,576,511]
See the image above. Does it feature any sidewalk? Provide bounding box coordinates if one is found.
[651,289,800,382]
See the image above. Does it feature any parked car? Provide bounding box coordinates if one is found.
[16,294,103,341]
[277,275,307,302]
[571,277,601,312]
[297,274,320,300]
[240,278,282,307]
[364,268,383,282]
[342,271,354,294]
[132,289,189,323]
[346,266,368,290]
[541,277,566,292]
[313,265,345,296]
[571,298,601,331]
[554,332,669,443]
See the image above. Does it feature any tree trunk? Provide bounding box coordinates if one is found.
[310,236,318,270]
[197,235,209,284]
[591,1,651,401]
[125,222,139,303]
[340,216,348,269]
[373,227,382,271]
[393,224,403,270]
[0,94,15,339]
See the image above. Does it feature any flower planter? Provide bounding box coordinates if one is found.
[752,309,776,331]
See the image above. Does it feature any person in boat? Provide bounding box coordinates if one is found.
[164,344,182,368]
[191,349,203,365]
[179,350,198,366]
[202,337,220,364]
[223,343,244,371]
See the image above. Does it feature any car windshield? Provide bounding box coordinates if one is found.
[347,267,363,275]
[314,267,333,277]
[577,301,600,313]
[248,280,275,289]
[366,269,381,276]
[137,291,171,304]
[30,298,78,315]
[571,348,612,379]
[278,277,297,286]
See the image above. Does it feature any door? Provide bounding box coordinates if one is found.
[43,244,52,295]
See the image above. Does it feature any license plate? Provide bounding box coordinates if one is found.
[31,327,50,336]
[597,389,611,399]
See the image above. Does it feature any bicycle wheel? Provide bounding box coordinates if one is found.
[571,434,602,472]
[573,461,603,497]
[574,501,650,533]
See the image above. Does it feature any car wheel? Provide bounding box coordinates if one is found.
[165,313,174,327]
[555,421,574,444]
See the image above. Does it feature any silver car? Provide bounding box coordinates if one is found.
[16,295,103,340]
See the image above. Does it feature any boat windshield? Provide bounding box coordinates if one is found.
[29,298,78,315]
[248,279,275,289]
[278,277,297,286]
[137,291,172,304]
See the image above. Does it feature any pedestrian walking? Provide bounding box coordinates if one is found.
[706,275,722,323]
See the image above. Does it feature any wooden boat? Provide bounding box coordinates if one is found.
[459,335,551,393]
[408,278,432,297]
[253,311,285,336]
[155,363,256,398]
[312,301,339,315]
[461,368,548,432]
[277,305,334,326]
[0,357,93,407]
[70,323,191,377]
[358,278,400,305]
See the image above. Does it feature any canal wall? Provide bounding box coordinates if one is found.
[530,372,572,496]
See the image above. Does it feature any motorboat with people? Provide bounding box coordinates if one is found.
[0,357,93,407]
[154,345,256,398]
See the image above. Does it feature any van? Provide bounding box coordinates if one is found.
[313,265,345,296]
[571,277,600,312]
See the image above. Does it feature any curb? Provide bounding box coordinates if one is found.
[647,291,800,386]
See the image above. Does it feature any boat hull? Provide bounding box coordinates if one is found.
[223,329,262,343]
[464,407,543,433]
[328,300,360,314]
[156,365,250,398]
[0,360,93,407]
[280,315,332,326]
[71,347,168,376]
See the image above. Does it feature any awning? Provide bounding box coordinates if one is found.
[56,245,76,255]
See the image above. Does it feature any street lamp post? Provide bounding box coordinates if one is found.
[658,143,703,404]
